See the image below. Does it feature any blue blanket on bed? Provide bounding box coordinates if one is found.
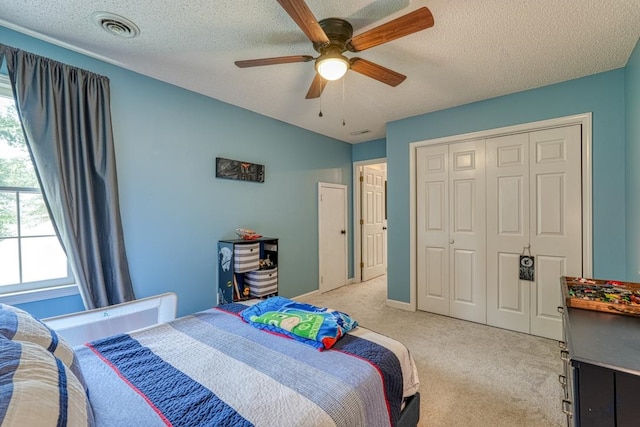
[240,297,358,350]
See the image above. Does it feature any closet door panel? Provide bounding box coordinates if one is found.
[453,179,475,232]
[451,180,476,305]
[452,249,475,303]
[449,141,486,323]
[425,247,447,299]
[529,125,582,340]
[426,182,446,231]
[497,252,525,313]
[498,176,525,235]
[534,255,566,320]
[417,144,450,315]
[486,133,531,333]
[536,173,564,235]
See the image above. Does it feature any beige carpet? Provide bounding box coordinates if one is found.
[297,276,564,427]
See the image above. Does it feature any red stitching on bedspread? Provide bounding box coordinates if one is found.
[85,342,173,427]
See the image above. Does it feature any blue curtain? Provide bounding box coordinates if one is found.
[0,44,135,309]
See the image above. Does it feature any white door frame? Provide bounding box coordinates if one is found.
[353,158,387,283]
[318,182,348,293]
[409,113,593,311]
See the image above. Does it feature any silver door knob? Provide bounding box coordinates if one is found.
[449,239,454,244]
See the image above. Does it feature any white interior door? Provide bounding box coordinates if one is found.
[318,182,347,293]
[362,165,387,281]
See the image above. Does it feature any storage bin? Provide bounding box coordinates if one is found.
[233,242,260,273]
[246,267,278,298]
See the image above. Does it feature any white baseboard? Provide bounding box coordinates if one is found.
[293,278,354,301]
[292,290,319,300]
[386,298,416,312]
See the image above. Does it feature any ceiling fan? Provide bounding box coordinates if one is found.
[235,0,435,99]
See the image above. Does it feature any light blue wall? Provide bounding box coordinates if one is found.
[626,40,640,281]
[4,24,637,315]
[352,138,386,161]
[1,26,352,318]
[386,70,627,302]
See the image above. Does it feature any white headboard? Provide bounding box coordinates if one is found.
[43,293,177,347]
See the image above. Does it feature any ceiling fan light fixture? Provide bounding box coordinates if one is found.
[315,53,349,81]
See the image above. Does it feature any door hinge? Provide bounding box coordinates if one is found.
[360,218,364,225]
[359,175,364,182]
[360,262,364,268]
[320,276,323,284]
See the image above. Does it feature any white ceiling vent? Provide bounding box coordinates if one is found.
[91,12,140,38]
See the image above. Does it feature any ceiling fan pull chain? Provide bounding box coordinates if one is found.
[342,78,346,126]
[319,93,323,117]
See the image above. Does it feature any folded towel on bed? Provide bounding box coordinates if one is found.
[240,297,358,350]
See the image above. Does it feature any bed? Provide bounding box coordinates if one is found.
[0,296,420,427]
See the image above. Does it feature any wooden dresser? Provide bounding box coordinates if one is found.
[560,302,640,426]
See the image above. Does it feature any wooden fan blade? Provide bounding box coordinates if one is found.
[277,0,329,45]
[347,7,434,52]
[235,55,314,68]
[350,58,406,87]
[305,73,328,99]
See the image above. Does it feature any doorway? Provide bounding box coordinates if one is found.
[353,159,388,283]
[318,182,348,293]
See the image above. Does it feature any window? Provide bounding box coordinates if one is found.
[0,74,75,299]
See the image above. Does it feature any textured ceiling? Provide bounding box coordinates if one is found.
[0,0,639,143]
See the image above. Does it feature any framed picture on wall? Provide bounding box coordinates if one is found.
[215,157,265,183]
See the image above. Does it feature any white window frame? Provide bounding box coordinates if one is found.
[0,74,78,305]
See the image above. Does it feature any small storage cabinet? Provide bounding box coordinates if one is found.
[218,237,278,304]
[559,277,640,426]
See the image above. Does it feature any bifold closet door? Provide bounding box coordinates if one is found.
[486,133,531,334]
[528,126,582,339]
[417,144,450,316]
[486,125,582,340]
[417,141,486,323]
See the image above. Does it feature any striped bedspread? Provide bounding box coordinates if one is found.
[75,303,419,427]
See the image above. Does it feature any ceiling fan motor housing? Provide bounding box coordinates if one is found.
[313,18,354,54]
